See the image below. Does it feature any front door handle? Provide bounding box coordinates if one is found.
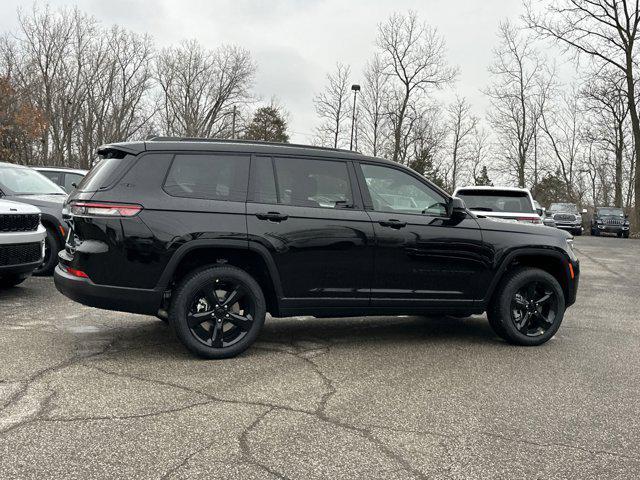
[256,211,289,222]
[379,219,407,229]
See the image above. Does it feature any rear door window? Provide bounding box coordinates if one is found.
[163,154,249,202]
[273,157,353,208]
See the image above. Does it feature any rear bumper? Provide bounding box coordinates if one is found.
[54,264,162,315]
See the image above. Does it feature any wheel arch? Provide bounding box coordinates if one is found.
[483,248,572,308]
[40,213,65,245]
[156,239,282,316]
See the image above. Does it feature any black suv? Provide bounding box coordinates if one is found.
[590,207,630,238]
[54,138,580,358]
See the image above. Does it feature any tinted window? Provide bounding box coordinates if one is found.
[249,157,277,204]
[456,189,533,214]
[64,173,84,192]
[597,208,624,217]
[274,157,353,208]
[78,157,128,192]
[164,154,249,201]
[361,164,447,216]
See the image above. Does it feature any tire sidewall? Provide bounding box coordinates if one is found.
[170,266,266,359]
[33,227,60,276]
[496,269,565,346]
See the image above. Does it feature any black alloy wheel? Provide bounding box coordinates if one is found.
[170,265,266,359]
[487,267,565,346]
[187,279,255,349]
[510,281,558,337]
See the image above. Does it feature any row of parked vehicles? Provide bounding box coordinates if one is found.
[452,186,631,238]
[0,139,627,358]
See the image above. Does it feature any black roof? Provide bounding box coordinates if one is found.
[97,137,394,165]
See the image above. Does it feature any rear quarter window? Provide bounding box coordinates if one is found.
[77,156,131,192]
[163,154,250,201]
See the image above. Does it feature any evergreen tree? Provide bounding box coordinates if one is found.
[474,166,493,186]
[244,106,289,143]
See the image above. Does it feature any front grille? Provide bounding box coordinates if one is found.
[603,218,623,225]
[0,243,42,266]
[553,213,576,222]
[0,214,40,232]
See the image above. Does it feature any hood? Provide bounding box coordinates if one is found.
[8,194,67,209]
[0,198,41,215]
[476,215,571,239]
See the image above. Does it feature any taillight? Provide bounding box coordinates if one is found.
[70,202,142,217]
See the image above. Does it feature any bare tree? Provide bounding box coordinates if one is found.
[582,67,630,207]
[524,0,640,224]
[485,20,554,188]
[446,96,478,190]
[376,11,457,163]
[313,62,351,148]
[359,55,389,157]
[468,126,492,185]
[539,88,585,203]
[156,40,256,138]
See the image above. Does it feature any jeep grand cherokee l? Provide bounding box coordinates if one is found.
[54,138,580,359]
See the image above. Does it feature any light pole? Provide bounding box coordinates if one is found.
[350,84,360,151]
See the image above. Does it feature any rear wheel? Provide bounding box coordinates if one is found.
[169,265,266,359]
[0,274,28,288]
[33,226,61,276]
[488,268,565,346]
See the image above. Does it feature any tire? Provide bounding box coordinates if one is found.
[617,232,623,238]
[33,226,61,276]
[592,228,600,236]
[623,232,630,239]
[487,267,565,346]
[574,228,582,236]
[169,265,266,359]
[0,274,28,288]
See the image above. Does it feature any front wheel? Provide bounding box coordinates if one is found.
[169,265,266,359]
[33,226,61,276]
[487,268,565,346]
[573,228,582,236]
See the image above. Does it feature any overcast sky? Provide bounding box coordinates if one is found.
[0,0,527,143]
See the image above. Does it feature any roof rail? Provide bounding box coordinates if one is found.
[147,136,361,154]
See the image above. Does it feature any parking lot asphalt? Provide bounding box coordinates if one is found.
[0,235,639,479]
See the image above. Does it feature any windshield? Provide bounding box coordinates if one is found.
[597,208,624,217]
[456,189,534,213]
[0,165,66,195]
[549,203,578,213]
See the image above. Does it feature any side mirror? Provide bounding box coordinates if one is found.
[536,208,544,217]
[448,197,467,219]
[581,209,587,215]
[625,214,629,219]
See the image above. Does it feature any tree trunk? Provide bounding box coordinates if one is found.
[625,55,640,229]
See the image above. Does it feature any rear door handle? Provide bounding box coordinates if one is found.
[256,211,289,222]
[379,219,407,229]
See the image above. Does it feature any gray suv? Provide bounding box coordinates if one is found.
[547,203,586,236]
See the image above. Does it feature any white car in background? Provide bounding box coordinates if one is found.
[453,186,543,225]
[0,199,46,288]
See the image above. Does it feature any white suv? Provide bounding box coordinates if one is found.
[453,186,542,225]
[0,199,46,288]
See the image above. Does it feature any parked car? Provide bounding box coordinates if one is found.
[0,162,68,275]
[533,200,556,228]
[0,199,46,287]
[547,203,585,236]
[590,206,630,238]
[34,167,87,193]
[452,186,542,225]
[55,138,580,358]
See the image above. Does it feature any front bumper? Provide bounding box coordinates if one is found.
[556,223,583,232]
[566,260,580,307]
[0,226,46,277]
[595,224,629,233]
